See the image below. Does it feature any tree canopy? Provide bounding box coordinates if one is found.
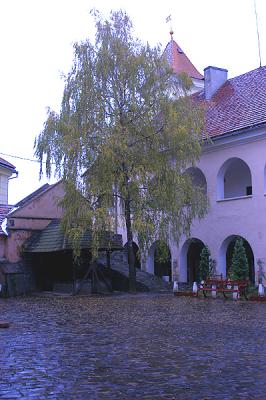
[35,10,207,291]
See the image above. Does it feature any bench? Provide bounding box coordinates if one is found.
[197,279,249,300]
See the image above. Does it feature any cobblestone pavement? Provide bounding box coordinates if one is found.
[1,293,266,400]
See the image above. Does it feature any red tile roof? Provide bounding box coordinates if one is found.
[193,66,266,138]
[0,156,16,171]
[164,39,204,80]
[0,205,13,236]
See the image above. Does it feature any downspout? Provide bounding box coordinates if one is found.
[7,171,18,205]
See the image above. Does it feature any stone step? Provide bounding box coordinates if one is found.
[53,281,92,294]
[111,263,172,292]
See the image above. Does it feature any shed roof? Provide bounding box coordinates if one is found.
[23,219,123,253]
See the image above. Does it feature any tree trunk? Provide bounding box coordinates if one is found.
[124,198,136,292]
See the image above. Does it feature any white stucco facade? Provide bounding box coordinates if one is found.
[126,126,266,285]
[0,165,16,205]
[175,126,266,284]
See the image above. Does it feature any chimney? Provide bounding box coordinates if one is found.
[204,66,228,100]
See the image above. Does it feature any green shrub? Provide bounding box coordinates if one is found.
[199,245,215,281]
[231,238,249,281]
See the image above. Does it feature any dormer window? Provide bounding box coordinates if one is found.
[246,186,252,196]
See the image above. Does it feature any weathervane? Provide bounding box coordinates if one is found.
[166,14,174,38]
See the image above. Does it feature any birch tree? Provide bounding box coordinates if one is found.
[35,10,207,291]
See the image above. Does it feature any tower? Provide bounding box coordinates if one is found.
[163,30,204,95]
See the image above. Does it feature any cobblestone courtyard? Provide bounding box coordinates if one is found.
[1,293,266,399]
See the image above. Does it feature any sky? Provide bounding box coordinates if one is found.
[0,0,265,204]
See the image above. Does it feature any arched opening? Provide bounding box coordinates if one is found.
[217,158,252,200]
[153,241,172,281]
[186,238,205,284]
[219,235,255,283]
[226,236,255,283]
[124,242,141,269]
[185,167,207,195]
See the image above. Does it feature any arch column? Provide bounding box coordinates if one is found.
[146,242,156,275]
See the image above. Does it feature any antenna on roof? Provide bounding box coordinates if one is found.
[253,0,262,67]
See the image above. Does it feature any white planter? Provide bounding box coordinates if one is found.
[233,285,239,300]
[258,283,264,297]
[173,281,178,292]
[211,284,217,298]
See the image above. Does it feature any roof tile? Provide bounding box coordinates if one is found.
[23,219,123,252]
[164,39,204,80]
[193,66,266,138]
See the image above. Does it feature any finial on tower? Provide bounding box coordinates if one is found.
[170,28,174,38]
[166,14,173,39]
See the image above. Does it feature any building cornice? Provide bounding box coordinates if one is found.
[202,123,266,154]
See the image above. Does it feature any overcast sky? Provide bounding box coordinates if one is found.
[1,0,265,204]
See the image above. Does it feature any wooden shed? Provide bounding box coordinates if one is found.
[22,219,123,293]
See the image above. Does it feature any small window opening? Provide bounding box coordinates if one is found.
[246,186,252,196]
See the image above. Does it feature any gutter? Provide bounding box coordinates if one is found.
[209,121,266,143]
[0,161,17,172]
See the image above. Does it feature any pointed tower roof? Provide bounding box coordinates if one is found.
[164,36,203,80]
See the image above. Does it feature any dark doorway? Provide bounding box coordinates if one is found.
[32,251,73,290]
[226,237,255,283]
[30,250,91,291]
[154,241,172,281]
[187,239,205,283]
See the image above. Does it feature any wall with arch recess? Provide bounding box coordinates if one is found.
[117,127,266,285]
[175,127,266,284]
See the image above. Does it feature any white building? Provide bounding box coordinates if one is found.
[121,35,266,285]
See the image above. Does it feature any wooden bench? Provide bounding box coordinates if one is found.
[197,279,249,300]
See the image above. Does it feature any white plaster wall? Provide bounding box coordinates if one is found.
[0,166,12,205]
[177,128,266,282]
[0,175,8,204]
